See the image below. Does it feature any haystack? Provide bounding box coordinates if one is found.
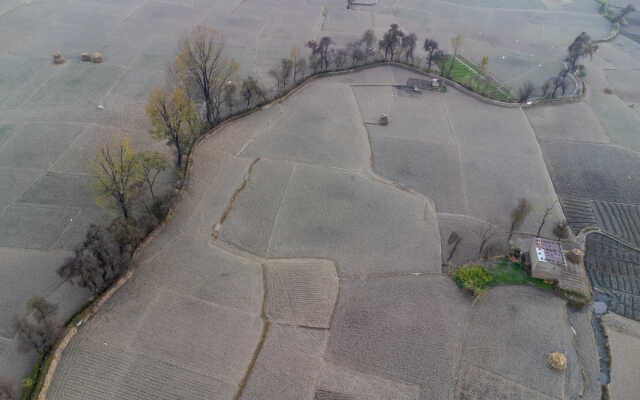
[53,52,66,65]
[91,52,104,64]
[547,352,567,371]
[565,249,583,265]
[80,52,91,62]
[379,113,390,126]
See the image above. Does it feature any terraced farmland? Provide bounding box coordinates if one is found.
[585,234,640,320]
[593,201,640,247]
[561,198,598,235]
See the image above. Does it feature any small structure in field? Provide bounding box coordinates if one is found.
[53,52,66,65]
[379,113,390,126]
[530,237,565,281]
[406,78,443,91]
[91,52,104,63]
[547,352,567,371]
[565,248,583,265]
[81,52,91,62]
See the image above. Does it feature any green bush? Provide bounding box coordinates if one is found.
[20,354,45,400]
[455,265,493,295]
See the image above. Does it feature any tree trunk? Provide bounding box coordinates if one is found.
[176,149,182,169]
[175,139,183,169]
[204,96,213,125]
[120,199,129,220]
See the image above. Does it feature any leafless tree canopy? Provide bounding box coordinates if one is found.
[401,33,417,62]
[423,38,439,72]
[507,198,533,243]
[519,81,535,103]
[57,224,129,296]
[241,76,265,108]
[553,221,571,239]
[12,297,61,355]
[175,26,237,124]
[379,24,404,60]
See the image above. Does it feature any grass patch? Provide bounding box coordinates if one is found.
[455,258,556,297]
[20,353,47,400]
[489,258,556,290]
[436,56,515,102]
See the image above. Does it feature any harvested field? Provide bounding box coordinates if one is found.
[593,201,640,247]
[585,234,640,321]
[601,313,640,400]
[46,66,597,400]
[540,141,640,203]
[3,0,634,393]
[561,198,598,235]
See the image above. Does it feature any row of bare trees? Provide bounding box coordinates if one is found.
[519,31,599,103]
[58,26,275,302]
[444,197,571,265]
[266,25,446,94]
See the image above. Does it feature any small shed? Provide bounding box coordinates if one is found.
[530,238,565,281]
[406,78,442,90]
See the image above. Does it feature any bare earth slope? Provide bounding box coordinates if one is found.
[48,67,597,400]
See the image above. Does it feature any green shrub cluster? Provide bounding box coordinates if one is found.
[20,354,45,400]
[455,265,493,295]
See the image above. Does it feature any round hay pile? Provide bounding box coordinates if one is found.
[53,52,66,65]
[565,249,583,265]
[379,113,390,126]
[91,52,104,63]
[80,52,91,62]
[547,352,567,371]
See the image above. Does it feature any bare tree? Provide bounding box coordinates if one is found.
[614,4,636,23]
[423,39,439,72]
[565,32,597,73]
[536,200,558,237]
[290,47,301,82]
[507,198,533,244]
[542,75,568,98]
[350,46,365,66]
[138,151,169,204]
[360,29,376,61]
[553,221,571,239]
[280,58,294,87]
[552,76,568,97]
[379,24,404,60]
[241,76,265,108]
[174,26,238,124]
[268,68,282,89]
[222,80,237,114]
[478,226,497,259]
[446,231,462,263]
[146,87,200,169]
[12,297,61,355]
[519,81,535,103]
[401,33,417,63]
[294,58,307,82]
[58,224,127,296]
[334,48,348,69]
[90,136,143,220]
[307,36,333,72]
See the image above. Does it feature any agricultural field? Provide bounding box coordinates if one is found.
[46,66,598,400]
[1,0,639,398]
